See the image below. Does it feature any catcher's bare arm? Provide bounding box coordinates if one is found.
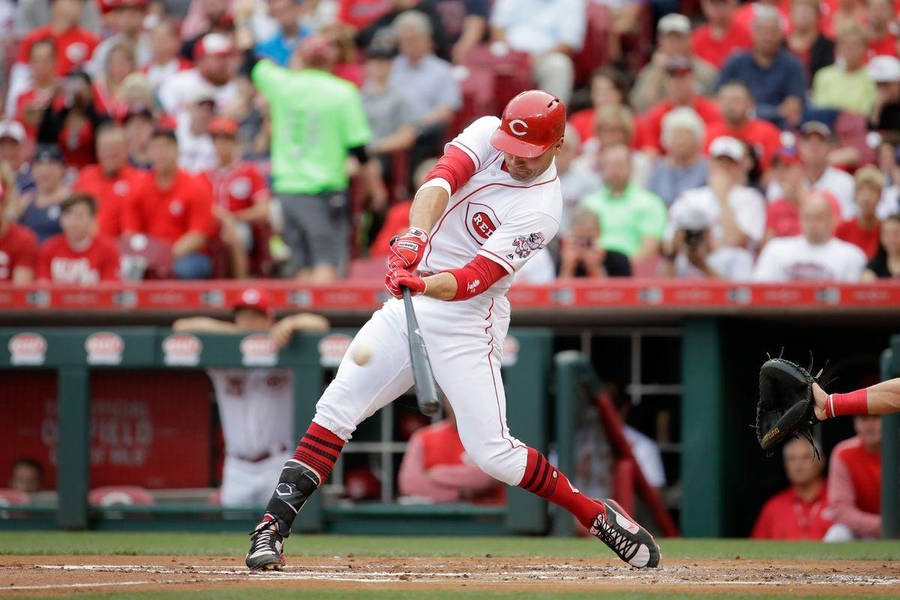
[813,378,900,419]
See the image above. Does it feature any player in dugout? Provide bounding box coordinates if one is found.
[244,90,661,572]
[173,288,328,507]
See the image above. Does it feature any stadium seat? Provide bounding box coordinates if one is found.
[88,486,154,507]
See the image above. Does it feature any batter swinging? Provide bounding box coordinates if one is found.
[246,90,661,570]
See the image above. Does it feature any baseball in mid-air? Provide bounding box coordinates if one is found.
[351,344,373,366]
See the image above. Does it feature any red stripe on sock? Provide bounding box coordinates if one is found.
[518,447,601,528]
[293,423,345,482]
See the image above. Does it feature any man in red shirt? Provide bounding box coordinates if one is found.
[123,124,214,279]
[640,59,722,154]
[73,123,145,237]
[38,193,120,283]
[836,165,882,258]
[866,0,899,58]
[0,168,38,283]
[705,80,782,169]
[763,148,806,243]
[825,415,882,540]
[14,0,98,77]
[692,0,754,68]
[752,438,833,540]
[204,116,270,278]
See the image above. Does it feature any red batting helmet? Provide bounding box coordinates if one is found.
[490,90,566,158]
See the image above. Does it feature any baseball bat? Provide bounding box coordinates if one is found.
[402,288,441,416]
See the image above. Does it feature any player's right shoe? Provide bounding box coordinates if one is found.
[245,519,285,571]
[590,499,660,568]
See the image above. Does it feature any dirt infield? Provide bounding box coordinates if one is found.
[2,555,899,597]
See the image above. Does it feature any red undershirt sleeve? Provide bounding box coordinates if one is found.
[443,254,509,301]
[423,145,477,195]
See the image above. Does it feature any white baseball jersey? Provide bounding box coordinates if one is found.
[420,116,563,296]
[206,368,294,460]
[752,236,867,282]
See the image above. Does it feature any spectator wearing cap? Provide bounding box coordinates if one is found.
[0,121,35,194]
[159,33,242,120]
[764,147,807,242]
[37,193,120,283]
[631,14,718,114]
[705,80,782,170]
[866,0,899,58]
[87,0,151,78]
[17,144,70,243]
[580,144,667,264]
[717,6,807,128]
[8,0,99,112]
[123,108,154,169]
[123,125,215,279]
[640,58,722,155]
[768,122,857,219]
[490,0,585,105]
[754,190,868,281]
[37,69,107,168]
[691,0,753,69]
[786,0,835,82]
[142,20,194,95]
[863,214,900,280]
[176,86,219,174]
[647,107,709,208]
[869,55,900,131]
[812,22,876,116]
[0,161,37,283]
[7,39,57,142]
[253,0,313,66]
[72,123,144,238]
[836,166,884,259]
[173,289,329,506]
[251,35,381,281]
[204,116,271,278]
[390,11,462,171]
[664,136,764,280]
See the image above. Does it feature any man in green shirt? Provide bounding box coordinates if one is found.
[580,144,667,264]
[251,34,382,281]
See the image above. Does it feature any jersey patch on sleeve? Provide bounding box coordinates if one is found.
[506,232,546,260]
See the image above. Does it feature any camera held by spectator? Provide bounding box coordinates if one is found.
[662,205,729,279]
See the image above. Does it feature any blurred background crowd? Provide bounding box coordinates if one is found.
[1,0,900,285]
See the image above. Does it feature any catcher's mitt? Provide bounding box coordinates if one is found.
[756,358,820,457]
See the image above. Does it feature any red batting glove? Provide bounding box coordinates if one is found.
[385,268,426,299]
[389,227,429,272]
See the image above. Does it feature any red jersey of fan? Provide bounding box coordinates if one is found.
[691,22,753,68]
[17,26,99,76]
[832,436,881,515]
[37,233,120,283]
[73,164,145,237]
[733,0,793,37]
[123,170,214,243]
[203,162,268,213]
[836,219,881,259]
[337,0,393,30]
[641,97,722,153]
[751,482,833,540]
[766,200,802,238]
[704,119,783,169]
[0,223,39,281]
[868,33,899,59]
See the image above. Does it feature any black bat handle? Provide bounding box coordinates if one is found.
[402,288,441,416]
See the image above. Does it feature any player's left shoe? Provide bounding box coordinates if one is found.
[245,519,285,571]
[590,499,660,568]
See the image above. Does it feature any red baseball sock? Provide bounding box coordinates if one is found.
[518,447,602,528]
[292,422,345,482]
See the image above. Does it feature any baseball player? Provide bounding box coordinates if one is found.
[173,288,329,506]
[245,90,661,571]
[813,379,900,420]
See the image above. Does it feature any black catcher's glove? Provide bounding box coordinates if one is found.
[756,358,820,457]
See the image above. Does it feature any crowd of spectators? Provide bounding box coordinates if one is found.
[1,0,900,284]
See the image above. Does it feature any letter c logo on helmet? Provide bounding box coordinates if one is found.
[509,119,528,136]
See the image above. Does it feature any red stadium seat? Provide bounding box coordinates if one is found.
[88,486,154,507]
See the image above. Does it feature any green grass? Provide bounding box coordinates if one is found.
[1,532,899,561]
[20,593,896,600]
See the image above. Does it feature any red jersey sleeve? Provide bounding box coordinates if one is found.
[425,146,476,195]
